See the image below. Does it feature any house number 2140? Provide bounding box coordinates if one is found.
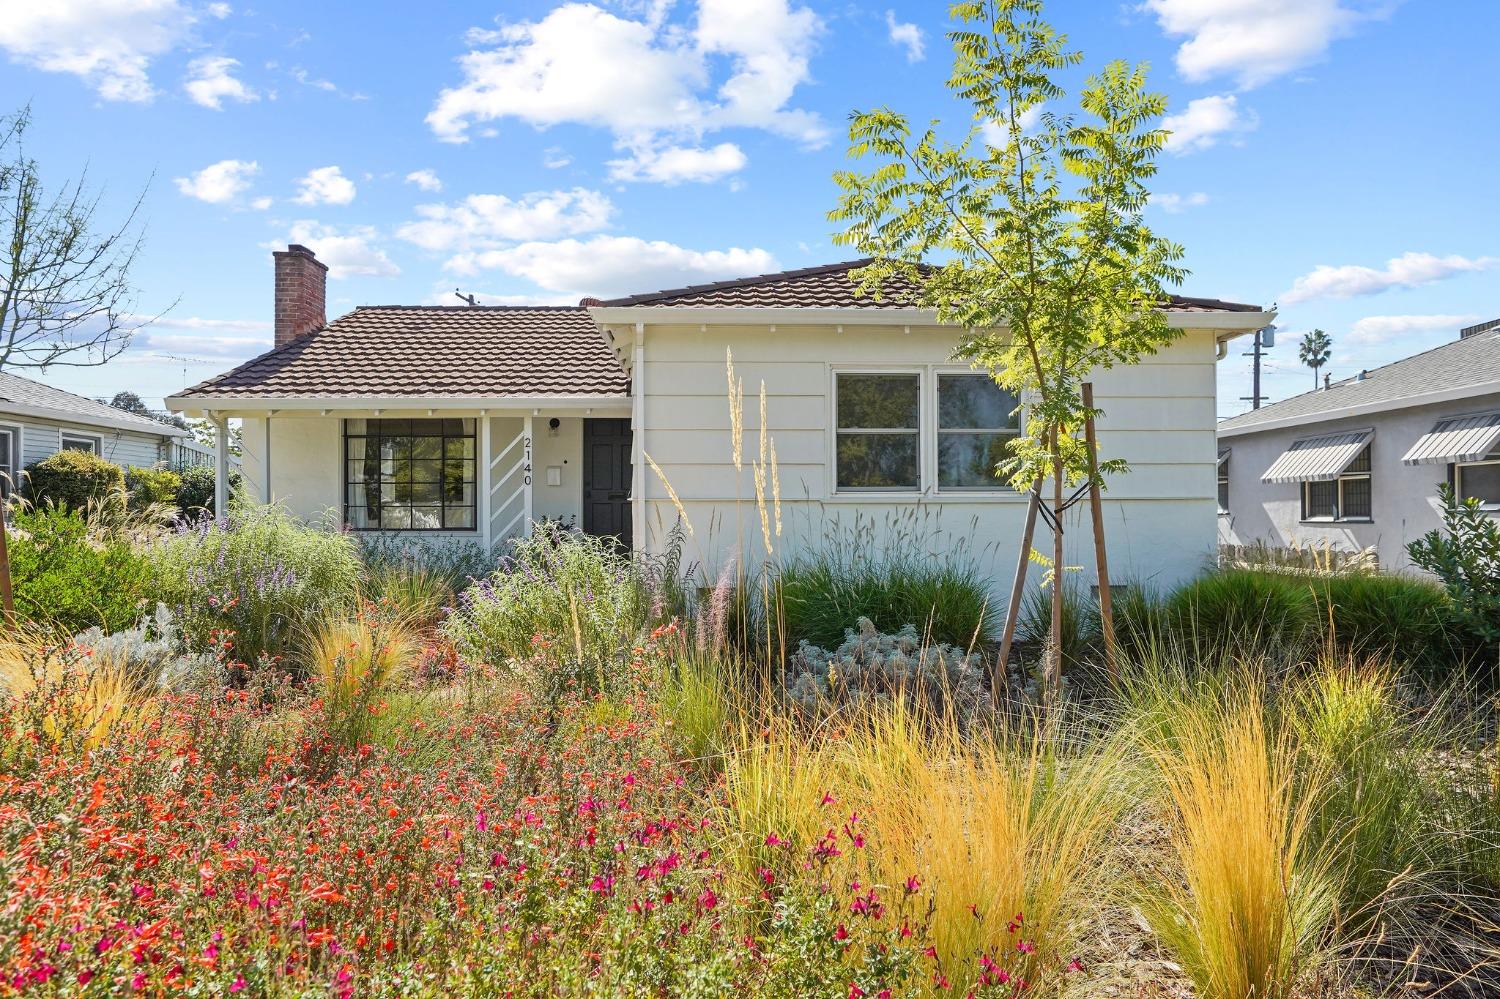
[523,436,532,486]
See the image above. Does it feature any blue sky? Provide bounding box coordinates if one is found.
[2,0,1496,413]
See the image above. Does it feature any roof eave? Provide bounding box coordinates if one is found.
[165,393,633,418]
[1218,378,1500,439]
[588,305,1276,332]
[0,399,190,437]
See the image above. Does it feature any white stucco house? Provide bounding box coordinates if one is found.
[1217,316,1500,571]
[1,371,195,497]
[167,244,1273,593]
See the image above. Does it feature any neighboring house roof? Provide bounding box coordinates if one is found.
[1219,322,1500,437]
[0,370,188,437]
[175,306,630,401]
[599,259,1264,313]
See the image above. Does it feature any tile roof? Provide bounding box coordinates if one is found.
[176,306,628,400]
[598,258,1264,313]
[0,370,187,435]
[1219,322,1500,434]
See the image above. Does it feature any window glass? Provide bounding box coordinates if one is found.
[1459,462,1500,506]
[1341,476,1372,519]
[0,429,12,498]
[937,374,1018,489]
[345,418,476,530]
[1217,471,1229,514]
[61,435,98,454]
[836,374,920,490]
[1304,480,1337,519]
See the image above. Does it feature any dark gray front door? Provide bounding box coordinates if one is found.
[582,418,633,548]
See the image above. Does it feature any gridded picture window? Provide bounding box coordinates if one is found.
[1301,444,1372,521]
[836,373,920,490]
[1457,449,1500,508]
[344,418,476,531]
[937,374,1020,488]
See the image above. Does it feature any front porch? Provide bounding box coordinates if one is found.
[190,402,633,554]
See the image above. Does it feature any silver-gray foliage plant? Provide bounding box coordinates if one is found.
[72,604,222,688]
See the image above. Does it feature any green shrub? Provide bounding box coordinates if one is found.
[148,504,362,665]
[1408,483,1500,650]
[442,525,649,688]
[770,519,992,651]
[1312,573,1458,676]
[24,449,124,510]
[7,505,153,634]
[1018,578,1102,670]
[124,465,181,511]
[173,464,242,515]
[1164,569,1318,660]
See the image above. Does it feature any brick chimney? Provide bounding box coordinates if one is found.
[274,244,328,348]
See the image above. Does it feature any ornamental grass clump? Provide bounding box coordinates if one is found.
[306,607,423,752]
[150,503,362,665]
[0,629,152,754]
[443,524,651,689]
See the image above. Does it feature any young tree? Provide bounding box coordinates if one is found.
[1298,328,1332,390]
[829,0,1187,700]
[0,107,150,372]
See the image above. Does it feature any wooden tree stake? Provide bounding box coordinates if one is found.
[995,477,1042,693]
[1082,382,1118,671]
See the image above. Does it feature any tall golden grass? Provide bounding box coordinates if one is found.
[306,609,422,704]
[0,629,150,750]
[723,700,1131,991]
[1134,683,1340,999]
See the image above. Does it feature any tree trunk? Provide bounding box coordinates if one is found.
[1082,383,1117,673]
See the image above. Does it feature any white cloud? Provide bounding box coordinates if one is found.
[173,158,259,203]
[448,235,777,298]
[290,66,366,100]
[404,169,443,192]
[249,195,273,211]
[607,142,747,184]
[1144,0,1375,90]
[1162,94,1254,154]
[0,0,197,102]
[426,0,825,164]
[1283,252,1500,304]
[543,147,572,169]
[421,286,576,307]
[206,3,231,18]
[183,55,258,109]
[980,104,1043,146]
[293,165,357,205]
[1345,313,1484,346]
[282,221,398,278]
[1151,191,1210,213]
[398,188,614,252]
[885,10,924,63]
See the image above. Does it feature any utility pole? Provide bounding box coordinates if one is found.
[1240,324,1276,410]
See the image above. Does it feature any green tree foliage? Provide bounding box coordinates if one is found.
[1298,329,1332,390]
[24,448,125,509]
[1408,483,1500,648]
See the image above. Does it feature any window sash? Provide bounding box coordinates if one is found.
[1457,459,1500,508]
[835,373,921,491]
[0,428,13,499]
[344,419,477,531]
[1302,474,1371,521]
[60,435,98,454]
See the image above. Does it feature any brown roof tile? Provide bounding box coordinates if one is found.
[177,306,628,400]
[599,258,1263,312]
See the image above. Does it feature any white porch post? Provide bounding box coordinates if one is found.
[522,414,534,533]
[212,413,229,518]
[478,413,492,551]
[631,324,646,552]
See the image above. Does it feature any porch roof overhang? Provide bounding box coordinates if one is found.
[1261,429,1373,484]
[1400,411,1500,466]
[165,394,633,419]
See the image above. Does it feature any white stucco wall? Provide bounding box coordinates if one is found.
[635,323,1226,596]
[1217,390,1500,571]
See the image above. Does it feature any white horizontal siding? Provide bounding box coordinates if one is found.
[0,415,168,470]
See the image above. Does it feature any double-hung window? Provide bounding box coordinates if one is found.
[833,370,1019,493]
[1456,447,1500,509]
[0,426,15,498]
[61,434,99,454]
[344,418,476,531]
[1301,444,1372,521]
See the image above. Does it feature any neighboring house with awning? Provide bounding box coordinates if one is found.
[0,371,193,498]
[168,244,1274,592]
[1217,317,1500,570]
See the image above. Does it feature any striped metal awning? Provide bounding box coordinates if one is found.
[1261,430,1372,484]
[1401,412,1500,466]
[1217,446,1231,467]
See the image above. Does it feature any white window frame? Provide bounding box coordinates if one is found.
[0,424,18,498]
[1299,445,1372,523]
[60,432,101,455]
[1455,451,1500,511]
[827,364,1024,499]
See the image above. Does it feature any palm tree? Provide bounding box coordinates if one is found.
[1299,329,1332,390]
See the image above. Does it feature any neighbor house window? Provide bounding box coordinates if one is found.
[344,418,476,531]
[835,373,920,490]
[1456,448,1500,509]
[1217,450,1230,514]
[61,434,99,454]
[937,374,1019,488]
[0,427,15,498]
[1301,444,1371,521]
